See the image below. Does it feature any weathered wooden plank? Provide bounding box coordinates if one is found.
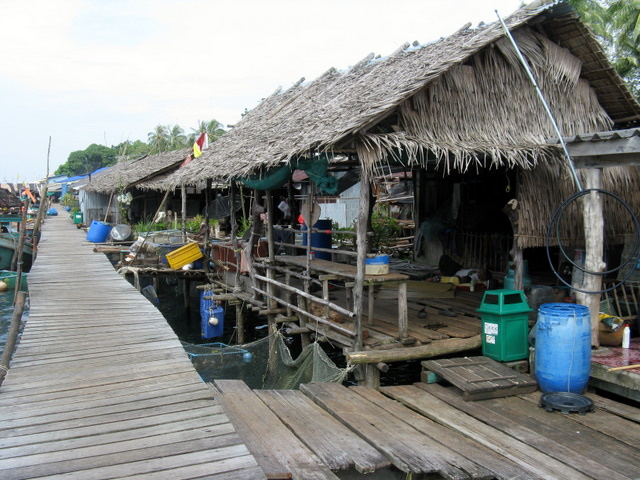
[517,392,640,464]
[301,382,482,479]
[383,383,594,480]
[212,380,339,480]
[0,215,263,480]
[421,383,637,480]
[352,386,534,480]
[255,389,390,473]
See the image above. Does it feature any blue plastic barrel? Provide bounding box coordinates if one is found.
[200,290,224,339]
[535,303,591,393]
[302,219,332,260]
[86,220,112,243]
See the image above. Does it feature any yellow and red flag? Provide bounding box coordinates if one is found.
[193,132,209,158]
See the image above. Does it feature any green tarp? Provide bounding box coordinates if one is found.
[240,156,338,194]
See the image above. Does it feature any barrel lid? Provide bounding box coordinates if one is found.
[539,392,594,415]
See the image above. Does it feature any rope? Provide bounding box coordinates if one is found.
[545,189,640,294]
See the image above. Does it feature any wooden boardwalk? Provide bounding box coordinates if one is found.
[0,214,264,479]
[214,379,640,480]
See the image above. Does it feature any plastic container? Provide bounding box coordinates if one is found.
[503,260,532,290]
[302,219,332,260]
[200,290,224,339]
[535,303,591,394]
[73,212,83,224]
[477,289,532,361]
[86,220,112,243]
[366,254,389,275]
[165,242,203,269]
[622,325,631,349]
[110,224,132,241]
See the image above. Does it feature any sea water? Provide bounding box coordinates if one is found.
[0,288,29,352]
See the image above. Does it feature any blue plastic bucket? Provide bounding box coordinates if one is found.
[535,303,591,393]
[302,219,332,260]
[86,221,112,243]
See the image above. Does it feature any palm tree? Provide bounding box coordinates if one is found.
[188,119,226,145]
[168,125,187,150]
[570,0,640,97]
[607,0,640,94]
[147,125,170,153]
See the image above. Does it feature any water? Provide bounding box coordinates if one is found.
[0,288,29,353]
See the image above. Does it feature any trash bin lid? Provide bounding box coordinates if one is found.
[539,392,594,415]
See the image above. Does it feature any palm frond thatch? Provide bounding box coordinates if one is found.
[166,0,639,188]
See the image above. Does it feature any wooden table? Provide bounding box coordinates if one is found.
[275,256,410,338]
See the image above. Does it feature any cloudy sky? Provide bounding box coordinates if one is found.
[0,0,524,182]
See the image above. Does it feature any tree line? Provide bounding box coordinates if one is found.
[54,119,225,177]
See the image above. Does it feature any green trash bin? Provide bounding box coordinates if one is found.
[477,289,532,362]
[73,212,83,224]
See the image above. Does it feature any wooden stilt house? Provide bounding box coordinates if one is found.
[167,0,640,382]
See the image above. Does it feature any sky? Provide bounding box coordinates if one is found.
[0,0,524,182]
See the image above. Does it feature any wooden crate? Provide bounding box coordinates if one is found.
[422,356,537,401]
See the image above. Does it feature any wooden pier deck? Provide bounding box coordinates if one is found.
[0,214,264,479]
[214,379,640,480]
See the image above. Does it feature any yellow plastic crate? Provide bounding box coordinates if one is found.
[165,242,203,270]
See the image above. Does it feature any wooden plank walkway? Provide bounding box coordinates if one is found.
[214,379,640,480]
[0,214,265,480]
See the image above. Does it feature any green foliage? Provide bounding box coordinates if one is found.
[570,0,640,97]
[237,217,252,237]
[60,193,79,209]
[55,144,117,176]
[133,218,168,236]
[370,207,402,252]
[332,221,355,249]
[186,214,219,233]
[188,119,226,145]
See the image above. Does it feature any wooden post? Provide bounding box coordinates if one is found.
[229,182,241,289]
[0,291,27,387]
[353,176,371,352]
[32,185,48,260]
[265,190,277,333]
[204,180,211,273]
[181,184,187,235]
[235,303,245,344]
[575,169,605,347]
[11,199,29,272]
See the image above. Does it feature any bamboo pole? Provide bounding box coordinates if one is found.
[254,273,355,318]
[253,286,356,337]
[607,364,640,372]
[0,291,27,387]
[347,335,482,365]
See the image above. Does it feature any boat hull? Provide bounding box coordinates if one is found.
[0,233,33,271]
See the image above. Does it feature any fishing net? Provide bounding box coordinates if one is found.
[183,332,349,390]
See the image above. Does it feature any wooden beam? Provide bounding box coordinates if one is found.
[347,335,481,365]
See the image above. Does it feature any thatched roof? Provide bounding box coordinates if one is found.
[167,0,640,188]
[83,149,190,193]
[0,188,21,210]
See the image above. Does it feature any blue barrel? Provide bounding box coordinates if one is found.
[200,290,224,339]
[535,303,591,393]
[302,219,332,260]
[86,220,112,243]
